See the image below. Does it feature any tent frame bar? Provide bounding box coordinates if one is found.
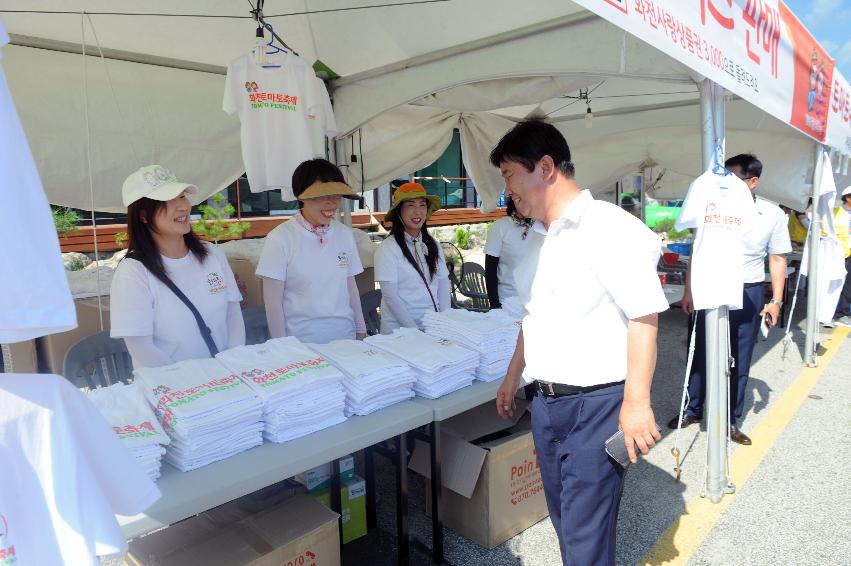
[8,33,227,75]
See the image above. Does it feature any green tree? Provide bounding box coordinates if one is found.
[191,193,251,244]
[52,207,81,238]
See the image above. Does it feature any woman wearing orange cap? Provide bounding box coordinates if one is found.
[256,159,367,343]
[374,182,450,333]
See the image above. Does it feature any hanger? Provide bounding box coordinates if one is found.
[711,142,729,176]
[253,23,285,68]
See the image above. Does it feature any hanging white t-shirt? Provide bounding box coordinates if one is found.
[0,22,76,342]
[110,243,242,366]
[374,234,449,333]
[676,169,758,310]
[223,51,337,199]
[483,216,532,303]
[256,220,363,343]
[0,373,160,565]
[741,198,792,283]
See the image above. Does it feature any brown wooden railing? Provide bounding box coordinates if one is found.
[57,208,506,253]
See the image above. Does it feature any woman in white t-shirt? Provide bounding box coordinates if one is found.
[110,165,245,368]
[256,159,366,344]
[484,197,533,309]
[374,182,450,333]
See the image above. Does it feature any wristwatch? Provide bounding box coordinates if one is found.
[768,299,783,306]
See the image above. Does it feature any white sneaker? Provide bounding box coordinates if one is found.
[836,316,851,328]
[821,320,836,328]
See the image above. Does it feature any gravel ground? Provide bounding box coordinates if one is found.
[340,292,849,565]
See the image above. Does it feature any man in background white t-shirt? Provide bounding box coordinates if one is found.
[669,154,791,445]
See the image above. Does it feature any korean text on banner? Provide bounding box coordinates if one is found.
[828,70,851,156]
[572,0,835,143]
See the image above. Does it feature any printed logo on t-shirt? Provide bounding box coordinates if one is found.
[207,272,227,294]
[336,251,350,268]
[113,421,160,440]
[0,514,15,566]
[245,81,299,111]
[703,201,744,230]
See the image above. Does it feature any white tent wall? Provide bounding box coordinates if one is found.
[4,45,242,212]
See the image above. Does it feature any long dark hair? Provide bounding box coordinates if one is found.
[125,197,208,284]
[389,210,439,279]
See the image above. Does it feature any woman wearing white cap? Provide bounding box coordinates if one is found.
[110,165,245,367]
[374,182,450,333]
[256,159,366,343]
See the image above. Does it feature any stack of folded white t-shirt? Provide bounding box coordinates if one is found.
[134,358,264,472]
[87,382,170,480]
[216,337,347,442]
[309,339,416,415]
[422,308,521,382]
[364,328,478,398]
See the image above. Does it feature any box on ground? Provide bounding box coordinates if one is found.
[126,494,340,566]
[1,340,38,373]
[295,454,355,492]
[409,399,548,549]
[312,476,367,544]
[228,257,264,310]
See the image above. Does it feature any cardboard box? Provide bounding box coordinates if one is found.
[409,400,549,549]
[40,297,111,375]
[229,257,264,309]
[295,454,355,492]
[312,476,367,544]
[1,340,38,373]
[126,494,340,566]
[355,267,375,296]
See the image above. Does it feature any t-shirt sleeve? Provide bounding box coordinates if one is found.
[222,60,241,116]
[109,259,155,338]
[436,243,449,277]
[589,206,669,319]
[308,75,338,137]
[211,244,243,303]
[256,227,290,282]
[767,208,793,255]
[62,378,161,515]
[484,219,505,257]
[345,229,364,277]
[675,175,705,230]
[374,241,399,283]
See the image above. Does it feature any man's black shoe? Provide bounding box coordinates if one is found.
[667,414,701,429]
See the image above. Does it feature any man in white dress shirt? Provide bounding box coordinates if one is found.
[492,121,668,565]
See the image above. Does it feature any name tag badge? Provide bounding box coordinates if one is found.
[337,251,350,268]
[207,272,227,294]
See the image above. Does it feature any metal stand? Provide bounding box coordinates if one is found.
[699,79,734,503]
[396,434,410,566]
[330,458,343,547]
[804,143,826,367]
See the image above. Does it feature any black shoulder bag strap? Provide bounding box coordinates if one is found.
[127,251,219,357]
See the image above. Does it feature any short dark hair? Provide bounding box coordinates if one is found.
[292,158,345,198]
[489,120,575,178]
[725,153,762,179]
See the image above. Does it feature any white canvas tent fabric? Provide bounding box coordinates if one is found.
[1,1,848,212]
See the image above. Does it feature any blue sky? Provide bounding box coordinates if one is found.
[784,0,851,77]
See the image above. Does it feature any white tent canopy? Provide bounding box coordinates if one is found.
[1,1,847,211]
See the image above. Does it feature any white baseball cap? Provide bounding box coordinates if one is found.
[842,185,851,198]
[122,165,200,207]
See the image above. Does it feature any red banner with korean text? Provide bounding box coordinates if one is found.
[827,70,851,156]
[573,0,835,143]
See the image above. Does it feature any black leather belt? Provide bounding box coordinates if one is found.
[535,380,624,397]
[743,282,765,288]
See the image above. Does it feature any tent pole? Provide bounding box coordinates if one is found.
[334,137,353,228]
[699,79,731,504]
[804,143,825,367]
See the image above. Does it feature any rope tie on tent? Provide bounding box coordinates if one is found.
[671,313,698,482]
[782,224,810,361]
[80,12,105,332]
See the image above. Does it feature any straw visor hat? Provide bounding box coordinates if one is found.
[297,181,359,201]
[386,182,441,221]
